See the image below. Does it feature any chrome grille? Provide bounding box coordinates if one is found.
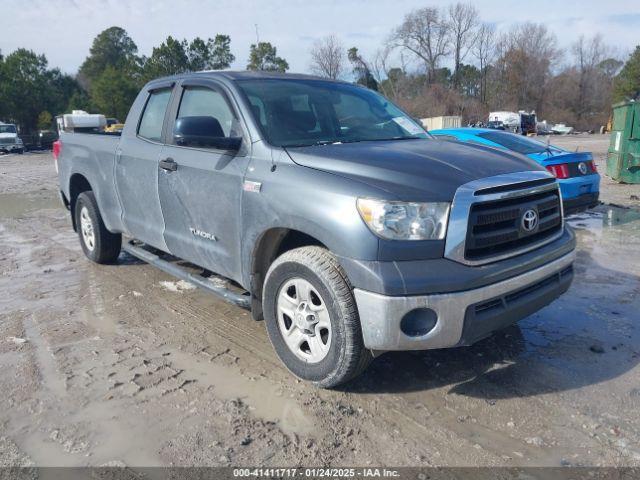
[444,171,564,266]
[465,190,562,260]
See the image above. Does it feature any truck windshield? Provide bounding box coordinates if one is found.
[237,79,429,148]
[0,125,17,134]
[478,131,551,154]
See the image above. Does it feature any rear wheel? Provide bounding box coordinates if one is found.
[263,246,372,388]
[74,191,121,264]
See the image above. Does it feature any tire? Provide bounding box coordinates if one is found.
[263,246,372,388]
[74,191,121,264]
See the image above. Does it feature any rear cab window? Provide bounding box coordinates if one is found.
[138,89,172,142]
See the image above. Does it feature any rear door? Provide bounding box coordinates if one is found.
[116,85,174,250]
[158,79,250,280]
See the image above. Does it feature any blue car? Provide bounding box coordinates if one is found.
[430,128,600,215]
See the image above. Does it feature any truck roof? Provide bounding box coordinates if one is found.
[147,70,348,84]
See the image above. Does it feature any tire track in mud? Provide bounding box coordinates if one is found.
[4,162,639,467]
[12,216,587,466]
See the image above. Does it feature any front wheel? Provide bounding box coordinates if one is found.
[263,246,372,388]
[74,191,121,264]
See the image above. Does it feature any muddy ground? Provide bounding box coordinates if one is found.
[0,135,639,469]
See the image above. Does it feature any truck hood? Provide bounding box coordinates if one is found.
[0,133,17,139]
[285,138,545,201]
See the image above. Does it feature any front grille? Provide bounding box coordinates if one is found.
[0,137,16,145]
[465,189,562,261]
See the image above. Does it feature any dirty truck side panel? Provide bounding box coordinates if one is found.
[237,143,386,291]
[115,135,168,251]
[113,86,174,251]
[58,133,124,233]
[158,78,252,282]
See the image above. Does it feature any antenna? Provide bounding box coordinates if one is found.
[254,24,260,44]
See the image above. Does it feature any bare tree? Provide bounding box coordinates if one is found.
[370,45,399,98]
[391,7,450,84]
[309,35,345,79]
[493,23,559,112]
[572,35,608,124]
[472,23,496,104]
[571,34,611,128]
[448,3,479,89]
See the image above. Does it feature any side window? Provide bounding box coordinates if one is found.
[176,87,239,140]
[138,89,172,142]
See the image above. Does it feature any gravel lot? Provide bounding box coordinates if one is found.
[0,136,639,469]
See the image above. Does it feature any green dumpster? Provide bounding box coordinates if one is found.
[607,100,640,184]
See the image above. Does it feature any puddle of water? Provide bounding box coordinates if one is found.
[517,203,640,376]
[79,268,119,337]
[22,314,68,399]
[0,192,61,218]
[169,350,316,437]
[568,205,640,271]
[568,205,640,236]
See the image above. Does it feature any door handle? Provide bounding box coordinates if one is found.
[159,158,177,172]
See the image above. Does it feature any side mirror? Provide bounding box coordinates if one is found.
[174,116,241,151]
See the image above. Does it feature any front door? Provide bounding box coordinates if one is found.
[158,80,249,281]
[115,87,173,250]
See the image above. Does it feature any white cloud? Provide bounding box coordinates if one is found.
[1,0,638,74]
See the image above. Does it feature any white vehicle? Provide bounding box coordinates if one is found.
[0,122,24,154]
[488,110,537,135]
[551,123,574,135]
[56,110,107,133]
[488,111,520,131]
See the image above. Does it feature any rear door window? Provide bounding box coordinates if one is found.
[138,89,172,142]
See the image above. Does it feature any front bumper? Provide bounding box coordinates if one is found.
[0,143,23,152]
[354,250,575,351]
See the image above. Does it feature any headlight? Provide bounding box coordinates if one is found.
[357,198,450,240]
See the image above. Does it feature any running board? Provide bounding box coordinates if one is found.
[122,241,251,309]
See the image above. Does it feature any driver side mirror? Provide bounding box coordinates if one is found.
[173,116,242,151]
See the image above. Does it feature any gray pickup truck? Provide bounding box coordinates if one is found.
[55,71,576,387]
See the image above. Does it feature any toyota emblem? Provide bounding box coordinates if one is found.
[521,209,538,232]
[578,162,588,175]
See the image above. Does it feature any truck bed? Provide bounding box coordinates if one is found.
[57,132,124,233]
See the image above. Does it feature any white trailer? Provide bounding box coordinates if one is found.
[420,116,462,131]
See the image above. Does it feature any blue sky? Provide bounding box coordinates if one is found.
[1,0,639,74]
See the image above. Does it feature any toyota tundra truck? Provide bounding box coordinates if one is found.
[54,71,576,388]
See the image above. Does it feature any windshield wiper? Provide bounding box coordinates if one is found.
[283,140,340,148]
[283,136,422,148]
[339,136,422,144]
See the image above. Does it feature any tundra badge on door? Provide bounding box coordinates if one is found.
[189,228,217,241]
